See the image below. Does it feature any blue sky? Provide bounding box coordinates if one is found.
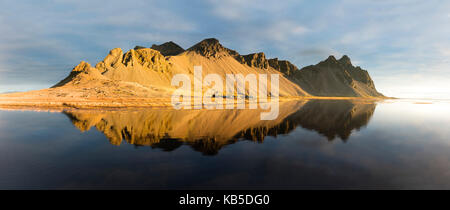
[1,0,449,98]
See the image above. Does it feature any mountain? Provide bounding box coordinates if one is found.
[186,38,241,58]
[151,41,185,56]
[165,38,308,97]
[268,58,299,76]
[239,52,269,69]
[0,38,385,109]
[52,38,307,98]
[291,55,383,97]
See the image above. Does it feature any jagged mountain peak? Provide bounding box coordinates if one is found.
[52,61,105,87]
[319,55,353,67]
[187,38,240,58]
[197,38,220,45]
[240,52,269,69]
[268,58,299,76]
[293,55,383,97]
[188,38,221,51]
[325,55,338,62]
[339,55,352,65]
[315,55,339,67]
[72,61,92,72]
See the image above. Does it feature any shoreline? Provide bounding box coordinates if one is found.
[0,94,389,112]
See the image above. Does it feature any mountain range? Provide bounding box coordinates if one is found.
[0,38,384,109]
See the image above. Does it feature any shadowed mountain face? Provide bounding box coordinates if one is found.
[150,41,185,56]
[292,55,384,97]
[64,100,376,155]
[268,58,299,76]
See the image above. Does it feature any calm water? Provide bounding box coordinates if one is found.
[0,99,449,189]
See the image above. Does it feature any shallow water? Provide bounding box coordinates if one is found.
[0,99,449,189]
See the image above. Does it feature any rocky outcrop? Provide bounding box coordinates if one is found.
[53,61,106,87]
[187,38,241,58]
[95,48,124,73]
[122,48,170,72]
[338,55,376,89]
[54,47,173,90]
[151,41,185,56]
[268,58,299,76]
[95,47,171,73]
[292,55,383,97]
[238,52,269,69]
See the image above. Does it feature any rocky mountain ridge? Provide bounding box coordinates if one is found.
[50,37,384,98]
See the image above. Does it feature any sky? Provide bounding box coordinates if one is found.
[0,0,449,98]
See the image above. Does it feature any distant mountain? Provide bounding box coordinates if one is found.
[151,41,185,56]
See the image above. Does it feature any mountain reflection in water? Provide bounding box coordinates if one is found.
[64,100,376,155]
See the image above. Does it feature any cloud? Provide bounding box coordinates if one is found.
[438,47,450,57]
[264,21,309,42]
[374,72,450,99]
[1,0,450,98]
[297,48,339,57]
[0,0,199,85]
[205,0,311,52]
[97,7,197,32]
[207,0,299,21]
[209,0,243,20]
[296,0,450,98]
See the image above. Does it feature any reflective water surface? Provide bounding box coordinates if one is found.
[0,99,449,189]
